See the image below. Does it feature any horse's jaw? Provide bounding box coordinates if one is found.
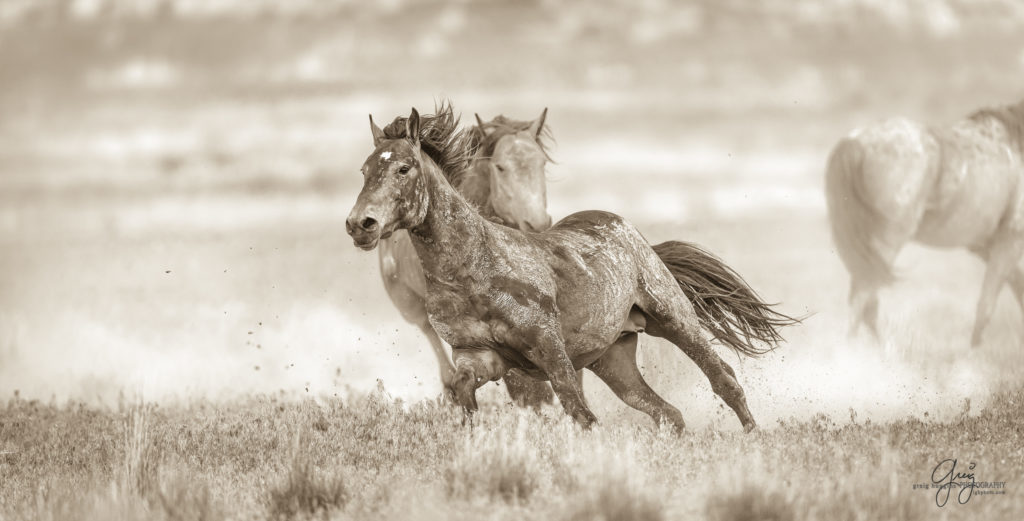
[353,236,379,251]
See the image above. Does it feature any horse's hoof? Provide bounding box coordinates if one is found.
[575,412,599,430]
[743,422,758,433]
[441,385,457,404]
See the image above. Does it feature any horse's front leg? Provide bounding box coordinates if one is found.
[450,347,510,417]
[531,331,597,428]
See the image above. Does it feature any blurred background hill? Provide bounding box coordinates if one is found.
[2,0,1024,425]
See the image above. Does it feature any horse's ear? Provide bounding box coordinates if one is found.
[529,107,548,138]
[406,108,420,147]
[369,114,385,146]
[475,113,486,129]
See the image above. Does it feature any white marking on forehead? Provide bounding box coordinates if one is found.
[380,151,392,160]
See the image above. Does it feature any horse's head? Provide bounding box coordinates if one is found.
[474,109,552,232]
[346,108,430,251]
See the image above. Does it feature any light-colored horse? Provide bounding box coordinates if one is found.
[826,99,1024,346]
[376,108,556,404]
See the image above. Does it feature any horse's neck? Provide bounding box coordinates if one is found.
[456,160,507,224]
[456,160,491,207]
[409,163,490,282]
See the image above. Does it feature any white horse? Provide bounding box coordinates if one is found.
[826,99,1024,346]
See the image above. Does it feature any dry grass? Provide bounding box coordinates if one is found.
[562,474,665,521]
[267,433,348,520]
[1,388,1021,520]
[443,420,541,503]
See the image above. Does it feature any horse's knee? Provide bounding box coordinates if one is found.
[720,360,737,379]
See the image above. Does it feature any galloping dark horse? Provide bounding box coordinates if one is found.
[376,106,556,406]
[347,106,796,431]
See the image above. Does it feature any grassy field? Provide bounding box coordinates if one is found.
[0,386,1022,520]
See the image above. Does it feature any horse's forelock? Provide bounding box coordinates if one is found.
[474,116,554,162]
[380,102,474,185]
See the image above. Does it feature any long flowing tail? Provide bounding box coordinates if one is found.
[652,241,800,357]
[824,137,894,286]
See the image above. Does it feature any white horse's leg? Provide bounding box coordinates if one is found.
[1007,269,1024,313]
[380,236,457,397]
[848,278,881,340]
[417,321,456,395]
[971,238,1024,347]
[847,234,905,341]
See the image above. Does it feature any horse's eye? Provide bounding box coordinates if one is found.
[494,164,505,173]
[397,165,411,175]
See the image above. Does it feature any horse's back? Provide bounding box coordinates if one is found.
[550,209,628,232]
[544,210,648,256]
[916,115,1024,246]
[841,113,1024,248]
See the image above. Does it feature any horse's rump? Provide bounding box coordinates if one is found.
[825,137,896,286]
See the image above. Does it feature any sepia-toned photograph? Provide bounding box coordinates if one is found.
[1,0,1022,519]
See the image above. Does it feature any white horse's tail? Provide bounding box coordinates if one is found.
[825,138,895,286]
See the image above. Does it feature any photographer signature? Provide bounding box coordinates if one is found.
[931,458,976,507]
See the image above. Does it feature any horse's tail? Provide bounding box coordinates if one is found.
[652,241,800,357]
[824,137,894,286]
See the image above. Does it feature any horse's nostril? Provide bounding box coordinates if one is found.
[360,217,378,231]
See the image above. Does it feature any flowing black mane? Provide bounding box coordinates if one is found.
[381,102,477,185]
[470,115,555,162]
[969,98,1024,157]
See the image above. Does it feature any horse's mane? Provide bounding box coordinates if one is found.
[470,115,555,162]
[968,99,1024,157]
[381,101,477,185]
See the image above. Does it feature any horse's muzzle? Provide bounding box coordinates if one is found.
[346,215,381,251]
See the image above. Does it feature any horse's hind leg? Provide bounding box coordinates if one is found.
[587,333,686,431]
[501,370,555,409]
[848,278,881,340]
[970,237,1024,347]
[1006,269,1024,316]
[639,292,757,432]
[847,234,906,340]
